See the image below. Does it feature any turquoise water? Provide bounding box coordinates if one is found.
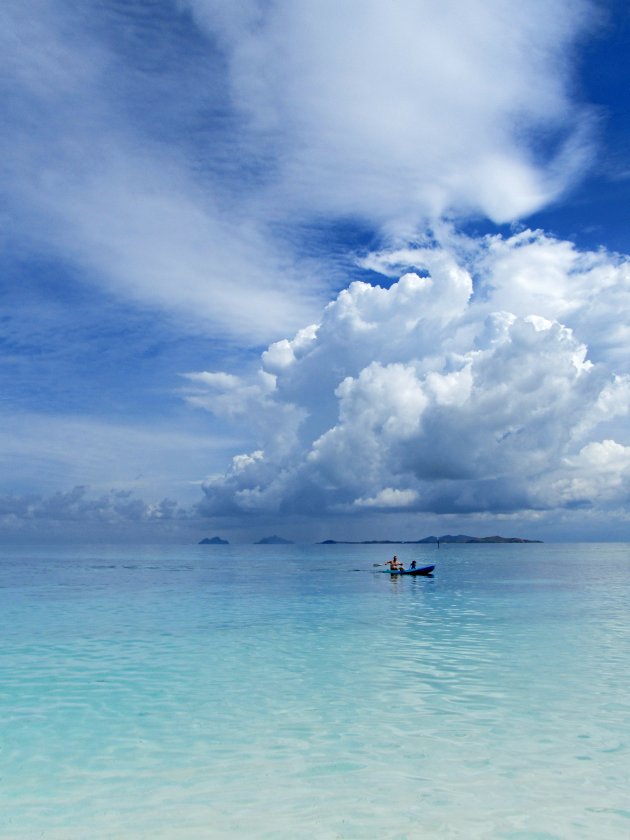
[1,542,629,839]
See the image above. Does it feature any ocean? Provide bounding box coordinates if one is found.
[1,542,629,839]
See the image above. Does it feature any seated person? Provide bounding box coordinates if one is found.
[387,555,404,571]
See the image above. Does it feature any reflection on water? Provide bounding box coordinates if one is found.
[1,542,629,838]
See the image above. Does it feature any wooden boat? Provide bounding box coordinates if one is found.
[381,564,435,576]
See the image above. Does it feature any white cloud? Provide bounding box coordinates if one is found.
[354,488,419,509]
[0,0,326,343]
[187,0,596,227]
[0,411,239,503]
[4,127,324,343]
[181,369,278,419]
[194,231,630,522]
[548,440,630,509]
[366,228,630,370]
[1,0,599,349]
[0,485,189,526]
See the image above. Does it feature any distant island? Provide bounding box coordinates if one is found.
[319,534,542,544]
[199,534,541,546]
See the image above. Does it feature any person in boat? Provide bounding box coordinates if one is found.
[410,560,417,570]
[387,555,404,571]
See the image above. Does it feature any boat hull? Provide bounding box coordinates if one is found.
[382,564,435,576]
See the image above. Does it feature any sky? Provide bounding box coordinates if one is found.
[1,0,630,543]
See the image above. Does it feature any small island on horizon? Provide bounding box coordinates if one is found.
[198,535,295,545]
[319,534,542,544]
[199,533,542,545]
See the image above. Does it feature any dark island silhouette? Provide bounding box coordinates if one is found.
[319,534,542,544]
[199,534,541,546]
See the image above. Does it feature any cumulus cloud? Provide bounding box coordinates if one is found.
[551,440,630,508]
[363,228,630,369]
[192,231,630,523]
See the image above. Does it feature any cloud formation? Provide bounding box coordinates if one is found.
[2,1,622,541]
[0,412,238,505]
[188,0,595,228]
[0,0,326,343]
[1,0,597,347]
[0,486,188,527]
[191,230,630,524]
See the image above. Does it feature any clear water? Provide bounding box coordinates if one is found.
[1,542,629,839]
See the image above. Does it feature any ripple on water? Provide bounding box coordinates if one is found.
[1,543,629,838]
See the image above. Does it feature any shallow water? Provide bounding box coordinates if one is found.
[1,542,629,839]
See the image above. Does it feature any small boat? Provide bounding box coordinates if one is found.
[381,564,435,576]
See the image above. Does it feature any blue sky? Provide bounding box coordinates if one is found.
[1,0,630,543]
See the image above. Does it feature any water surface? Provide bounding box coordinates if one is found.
[1,542,629,838]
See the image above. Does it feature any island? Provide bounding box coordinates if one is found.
[319,534,542,544]
[256,535,294,545]
[198,536,229,545]
[433,535,542,544]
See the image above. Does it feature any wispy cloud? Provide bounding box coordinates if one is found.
[187,0,596,228]
[0,485,187,523]
[0,0,327,343]
[0,412,241,501]
[1,0,598,347]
